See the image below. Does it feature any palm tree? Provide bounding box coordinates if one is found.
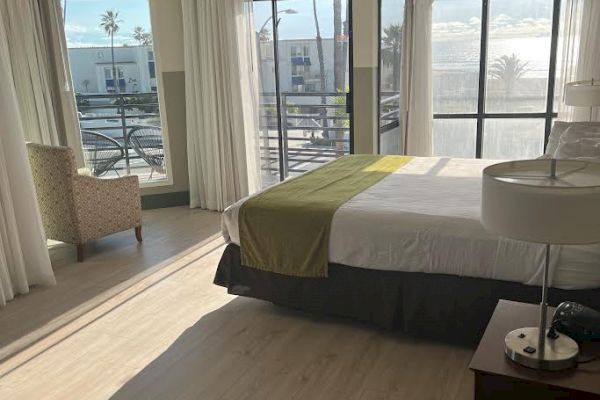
[258,27,271,41]
[133,26,145,45]
[333,0,344,92]
[381,24,403,91]
[100,10,122,93]
[312,0,329,139]
[489,53,529,97]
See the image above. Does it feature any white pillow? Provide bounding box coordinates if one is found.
[542,121,571,158]
[553,123,600,160]
[542,121,600,158]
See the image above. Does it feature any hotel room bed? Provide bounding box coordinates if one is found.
[214,156,600,343]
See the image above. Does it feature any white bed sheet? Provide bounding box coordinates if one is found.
[222,157,600,290]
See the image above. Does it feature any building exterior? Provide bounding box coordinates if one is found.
[68,45,157,94]
[258,38,349,95]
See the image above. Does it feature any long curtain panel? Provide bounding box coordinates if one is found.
[400,0,434,156]
[556,0,600,121]
[182,0,261,211]
[0,14,56,307]
[0,0,84,166]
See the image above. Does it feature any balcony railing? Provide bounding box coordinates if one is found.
[259,91,350,181]
[75,92,166,181]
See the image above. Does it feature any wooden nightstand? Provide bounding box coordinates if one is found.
[469,300,600,399]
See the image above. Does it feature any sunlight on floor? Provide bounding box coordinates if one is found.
[0,236,233,399]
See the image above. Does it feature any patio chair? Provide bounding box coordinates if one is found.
[81,130,124,177]
[128,126,165,179]
[27,143,142,262]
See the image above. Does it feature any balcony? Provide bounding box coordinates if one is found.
[259,91,350,186]
[75,92,166,182]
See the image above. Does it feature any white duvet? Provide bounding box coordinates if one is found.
[222,157,600,290]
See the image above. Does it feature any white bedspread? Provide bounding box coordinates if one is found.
[222,157,600,290]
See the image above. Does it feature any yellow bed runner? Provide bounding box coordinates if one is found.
[239,155,413,277]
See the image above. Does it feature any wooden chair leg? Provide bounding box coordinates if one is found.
[76,244,84,262]
[135,226,143,242]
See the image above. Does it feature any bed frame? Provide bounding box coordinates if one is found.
[214,244,600,344]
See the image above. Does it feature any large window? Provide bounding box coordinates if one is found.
[432,0,559,159]
[63,0,169,184]
[255,0,353,185]
[378,0,405,154]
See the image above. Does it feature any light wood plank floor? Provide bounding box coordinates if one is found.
[0,207,474,399]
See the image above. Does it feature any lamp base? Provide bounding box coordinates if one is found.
[505,327,579,371]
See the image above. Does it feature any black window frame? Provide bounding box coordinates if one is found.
[254,0,355,181]
[378,0,562,157]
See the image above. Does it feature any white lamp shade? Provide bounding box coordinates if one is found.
[564,80,600,107]
[481,159,600,245]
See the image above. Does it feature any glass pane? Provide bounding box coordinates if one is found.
[275,0,351,177]
[64,0,168,183]
[432,0,482,114]
[485,0,553,113]
[254,0,282,187]
[483,119,545,159]
[433,119,477,158]
[379,0,404,131]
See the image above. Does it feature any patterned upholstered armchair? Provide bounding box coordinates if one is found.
[27,143,142,262]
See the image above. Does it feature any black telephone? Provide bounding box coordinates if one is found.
[549,302,600,342]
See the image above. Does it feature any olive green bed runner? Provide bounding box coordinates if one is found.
[239,154,414,278]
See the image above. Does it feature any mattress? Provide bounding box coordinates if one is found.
[222,157,600,290]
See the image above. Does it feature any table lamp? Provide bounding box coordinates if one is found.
[481,159,600,370]
[565,79,600,121]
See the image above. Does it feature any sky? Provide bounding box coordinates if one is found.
[63,0,153,48]
[63,0,554,48]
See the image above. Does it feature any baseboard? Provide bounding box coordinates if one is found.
[141,191,190,209]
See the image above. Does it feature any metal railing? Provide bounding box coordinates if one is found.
[75,92,163,178]
[259,91,350,176]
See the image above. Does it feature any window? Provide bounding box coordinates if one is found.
[378,0,405,154]
[432,0,559,159]
[63,0,170,185]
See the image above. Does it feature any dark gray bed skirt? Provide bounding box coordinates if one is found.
[214,244,600,344]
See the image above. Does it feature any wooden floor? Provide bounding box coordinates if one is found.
[0,207,474,399]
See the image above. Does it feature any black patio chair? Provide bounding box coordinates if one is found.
[128,126,165,179]
[81,130,125,177]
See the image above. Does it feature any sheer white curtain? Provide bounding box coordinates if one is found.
[400,0,434,156]
[0,0,84,166]
[182,0,261,211]
[556,0,600,121]
[0,15,56,307]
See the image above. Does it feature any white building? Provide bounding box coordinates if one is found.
[259,38,348,95]
[68,45,157,94]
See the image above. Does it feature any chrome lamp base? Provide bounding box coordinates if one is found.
[505,327,579,371]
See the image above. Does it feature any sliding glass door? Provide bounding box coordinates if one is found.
[254,0,353,186]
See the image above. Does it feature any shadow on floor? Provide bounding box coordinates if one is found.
[0,207,221,361]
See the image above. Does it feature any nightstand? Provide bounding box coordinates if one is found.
[469,300,600,399]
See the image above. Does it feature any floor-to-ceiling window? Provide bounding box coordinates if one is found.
[432,0,560,159]
[254,0,353,185]
[62,0,170,184]
[378,0,405,154]
[379,0,562,159]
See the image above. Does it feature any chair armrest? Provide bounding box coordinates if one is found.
[73,175,142,243]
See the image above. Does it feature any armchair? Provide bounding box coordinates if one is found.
[27,143,142,262]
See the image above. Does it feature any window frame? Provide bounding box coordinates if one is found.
[433,0,561,158]
[377,0,562,157]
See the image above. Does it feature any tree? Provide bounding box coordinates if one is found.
[489,53,528,97]
[81,79,90,93]
[100,10,122,93]
[381,24,403,91]
[333,0,344,92]
[312,0,329,139]
[133,26,153,46]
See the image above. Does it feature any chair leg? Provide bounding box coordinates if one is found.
[135,226,143,242]
[76,244,85,262]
